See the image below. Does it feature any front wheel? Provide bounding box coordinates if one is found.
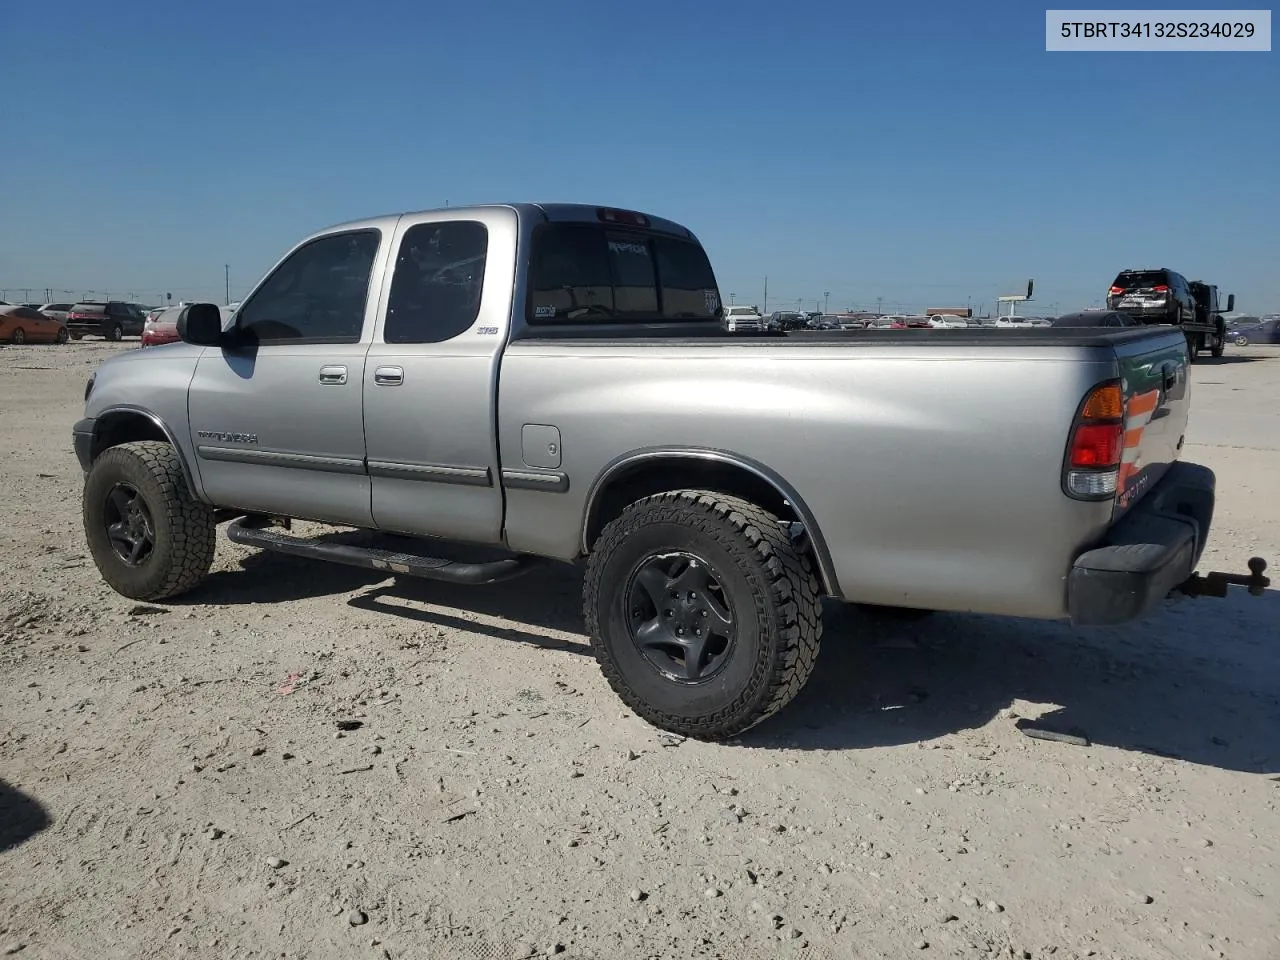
[584,490,823,740]
[1235,335,1249,346]
[11,328,25,345]
[107,323,124,342]
[56,326,70,344]
[83,441,216,601]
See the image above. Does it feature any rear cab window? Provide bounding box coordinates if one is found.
[1113,271,1169,290]
[527,222,721,325]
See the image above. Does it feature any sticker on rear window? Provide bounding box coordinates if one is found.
[534,304,556,319]
[608,240,649,257]
[703,289,720,313]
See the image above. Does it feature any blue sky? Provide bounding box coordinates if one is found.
[1,0,1275,314]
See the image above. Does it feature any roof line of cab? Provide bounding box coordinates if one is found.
[306,202,699,244]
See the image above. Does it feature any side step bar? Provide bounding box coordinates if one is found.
[226,517,541,586]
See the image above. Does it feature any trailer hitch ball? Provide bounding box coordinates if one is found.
[1177,556,1270,598]
[1246,557,1269,597]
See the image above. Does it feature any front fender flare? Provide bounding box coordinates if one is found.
[85,405,203,502]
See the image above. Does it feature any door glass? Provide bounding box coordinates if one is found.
[235,230,381,344]
[384,221,488,344]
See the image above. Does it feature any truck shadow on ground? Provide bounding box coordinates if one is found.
[0,780,51,854]
[749,590,1280,775]
[1194,354,1269,365]
[183,542,1279,775]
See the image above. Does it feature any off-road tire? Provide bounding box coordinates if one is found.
[83,441,216,601]
[583,490,823,740]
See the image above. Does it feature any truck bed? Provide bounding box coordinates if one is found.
[512,324,1178,349]
[497,324,1191,619]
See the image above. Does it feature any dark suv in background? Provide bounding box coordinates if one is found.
[66,301,146,341]
[1106,268,1195,325]
[1105,267,1232,360]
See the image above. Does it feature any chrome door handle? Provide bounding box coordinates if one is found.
[374,366,403,386]
[318,365,348,385]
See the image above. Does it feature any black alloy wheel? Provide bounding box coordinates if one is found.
[625,551,736,683]
[103,482,156,566]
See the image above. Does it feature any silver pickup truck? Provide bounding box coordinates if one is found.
[72,203,1269,740]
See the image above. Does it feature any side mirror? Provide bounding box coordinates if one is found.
[177,303,227,346]
[1225,294,1235,313]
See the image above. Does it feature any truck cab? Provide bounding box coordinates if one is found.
[1187,281,1235,359]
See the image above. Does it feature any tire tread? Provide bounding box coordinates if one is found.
[583,489,822,740]
[85,440,215,600]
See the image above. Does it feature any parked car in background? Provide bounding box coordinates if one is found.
[66,301,146,341]
[928,314,969,328]
[1050,311,1142,329]
[38,302,75,323]
[723,304,764,333]
[0,305,70,344]
[1230,316,1280,346]
[144,304,237,348]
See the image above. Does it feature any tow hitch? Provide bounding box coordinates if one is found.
[1176,556,1270,599]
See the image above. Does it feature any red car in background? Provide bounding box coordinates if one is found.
[142,304,237,347]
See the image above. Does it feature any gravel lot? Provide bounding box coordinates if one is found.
[2,340,1278,960]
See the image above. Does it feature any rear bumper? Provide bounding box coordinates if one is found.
[1067,461,1214,626]
[73,417,95,473]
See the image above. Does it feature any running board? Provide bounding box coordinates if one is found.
[226,518,541,585]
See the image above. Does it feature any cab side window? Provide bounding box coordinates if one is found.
[235,230,381,345]
[384,221,488,344]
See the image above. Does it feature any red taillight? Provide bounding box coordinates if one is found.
[1152,285,1169,292]
[1069,423,1124,467]
[1064,379,1126,499]
[1109,285,1125,295]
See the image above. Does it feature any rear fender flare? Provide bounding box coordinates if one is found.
[581,447,841,597]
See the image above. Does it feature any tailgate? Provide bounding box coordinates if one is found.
[1113,330,1190,516]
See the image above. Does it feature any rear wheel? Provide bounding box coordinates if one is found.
[83,441,216,601]
[55,326,70,344]
[584,490,823,740]
[1235,335,1249,346]
[1210,333,1225,358]
[11,328,25,345]
[107,323,124,342]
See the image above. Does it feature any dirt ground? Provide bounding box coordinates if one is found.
[2,339,1278,960]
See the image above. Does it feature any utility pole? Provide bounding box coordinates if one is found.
[876,297,882,316]
[729,292,736,305]
[762,276,768,314]
[824,291,830,315]
[225,264,230,304]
